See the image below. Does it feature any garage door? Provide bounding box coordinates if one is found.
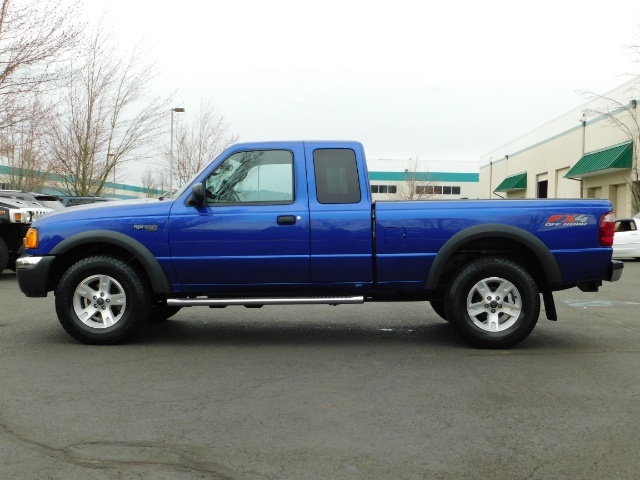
[555,167,578,198]
[616,184,628,217]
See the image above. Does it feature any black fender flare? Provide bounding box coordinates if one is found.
[50,230,171,294]
[425,224,563,291]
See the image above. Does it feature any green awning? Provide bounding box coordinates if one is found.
[494,172,527,192]
[565,142,632,179]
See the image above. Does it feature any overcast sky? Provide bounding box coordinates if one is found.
[81,0,640,176]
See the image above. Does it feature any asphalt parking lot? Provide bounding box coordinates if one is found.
[1,262,640,480]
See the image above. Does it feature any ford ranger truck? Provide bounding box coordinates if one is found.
[16,141,623,348]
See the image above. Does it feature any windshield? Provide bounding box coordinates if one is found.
[166,160,217,200]
[37,199,65,210]
[206,154,253,199]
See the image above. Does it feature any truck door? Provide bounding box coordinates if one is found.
[168,145,310,288]
[304,143,373,288]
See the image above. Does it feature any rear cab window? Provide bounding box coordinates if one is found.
[313,149,361,204]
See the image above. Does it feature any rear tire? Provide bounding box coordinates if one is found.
[445,257,540,349]
[55,255,150,345]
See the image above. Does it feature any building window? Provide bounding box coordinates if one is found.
[416,185,462,195]
[371,184,397,195]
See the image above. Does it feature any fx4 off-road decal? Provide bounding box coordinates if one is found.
[544,214,590,227]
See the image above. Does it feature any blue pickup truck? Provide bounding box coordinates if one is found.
[16,141,623,348]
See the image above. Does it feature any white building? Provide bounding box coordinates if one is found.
[367,158,480,201]
[478,76,640,218]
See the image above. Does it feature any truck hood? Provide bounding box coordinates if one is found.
[32,198,175,227]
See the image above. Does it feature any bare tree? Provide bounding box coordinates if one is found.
[583,93,640,213]
[47,20,172,196]
[140,166,159,198]
[169,99,239,188]
[0,95,53,191]
[0,0,81,128]
[576,29,640,213]
[396,156,436,200]
[581,26,640,215]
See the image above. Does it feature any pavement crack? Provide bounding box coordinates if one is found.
[561,301,640,336]
[591,311,640,335]
[0,420,251,479]
[63,441,241,478]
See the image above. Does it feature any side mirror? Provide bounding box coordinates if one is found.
[187,183,205,206]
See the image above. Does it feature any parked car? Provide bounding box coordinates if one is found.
[57,196,117,207]
[0,190,60,272]
[613,218,640,259]
[0,190,64,210]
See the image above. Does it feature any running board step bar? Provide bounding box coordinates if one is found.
[167,296,365,307]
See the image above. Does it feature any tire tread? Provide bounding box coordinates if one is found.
[444,256,540,349]
[55,255,150,344]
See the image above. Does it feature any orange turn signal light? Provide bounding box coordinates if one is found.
[24,227,39,249]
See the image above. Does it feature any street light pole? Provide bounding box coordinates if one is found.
[170,107,185,194]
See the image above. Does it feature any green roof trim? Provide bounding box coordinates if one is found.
[494,172,527,192]
[565,142,633,179]
[368,171,479,182]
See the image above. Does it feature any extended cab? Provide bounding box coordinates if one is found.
[16,141,623,348]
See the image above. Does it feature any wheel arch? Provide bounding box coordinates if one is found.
[49,230,171,295]
[425,224,562,292]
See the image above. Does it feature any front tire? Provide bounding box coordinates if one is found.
[55,256,151,345]
[444,257,540,349]
[0,237,9,273]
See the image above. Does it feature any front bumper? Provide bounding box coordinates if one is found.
[16,255,55,297]
[609,260,624,282]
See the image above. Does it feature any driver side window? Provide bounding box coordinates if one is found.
[205,150,294,205]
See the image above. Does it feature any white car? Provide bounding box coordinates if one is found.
[612,217,640,259]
